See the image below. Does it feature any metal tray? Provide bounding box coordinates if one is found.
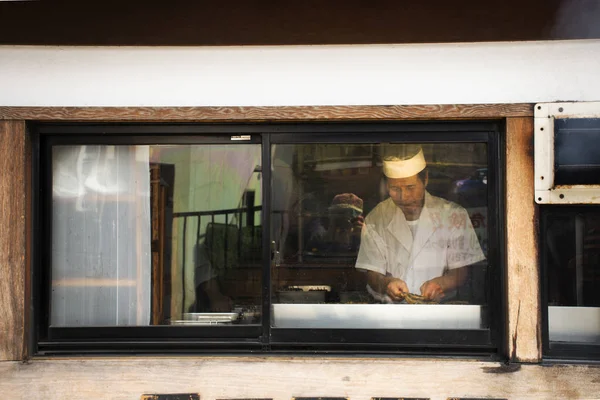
[286,285,331,292]
[171,312,239,325]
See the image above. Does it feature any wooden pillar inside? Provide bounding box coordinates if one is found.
[505,116,541,362]
[0,120,29,361]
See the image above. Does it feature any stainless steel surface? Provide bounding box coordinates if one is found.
[272,303,482,329]
[171,320,217,326]
[549,306,600,343]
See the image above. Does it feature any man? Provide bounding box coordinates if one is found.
[355,147,485,302]
[306,193,365,255]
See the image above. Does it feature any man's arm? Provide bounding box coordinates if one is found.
[366,270,409,302]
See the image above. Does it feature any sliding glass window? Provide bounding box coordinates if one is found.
[35,123,503,354]
[268,130,501,350]
[542,207,600,359]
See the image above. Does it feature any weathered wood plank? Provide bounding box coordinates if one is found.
[505,117,540,362]
[1,358,598,400]
[0,120,28,361]
[0,104,533,122]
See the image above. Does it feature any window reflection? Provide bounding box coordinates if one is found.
[52,145,152,327]
[51,144,263,327]
[271,143,489,330]
[164,144,263,326]
[50,140,491,331]
[545,209,600,343]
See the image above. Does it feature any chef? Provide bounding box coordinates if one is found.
[355,147,485,302]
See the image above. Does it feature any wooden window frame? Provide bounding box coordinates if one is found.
[0,103,539,361]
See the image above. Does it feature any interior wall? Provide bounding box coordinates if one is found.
[0,40,599,107]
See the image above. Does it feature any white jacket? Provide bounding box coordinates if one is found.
[356,192,485,296]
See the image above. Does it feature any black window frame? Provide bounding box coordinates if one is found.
[540,206,600,361]
[32,121,505,357]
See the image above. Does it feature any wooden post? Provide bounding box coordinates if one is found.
[506,117,541,362]
[0,120,29,361]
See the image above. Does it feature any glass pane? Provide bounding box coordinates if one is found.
[555,118,600,185]
[50,144,262,327]
[545,209,600,343]
[270,143,489,330]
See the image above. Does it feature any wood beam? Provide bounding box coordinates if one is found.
[0,104,533,122]
[0,1,580,46]
[0,120,29,361]
[505,116,541,362]
[2,357,599,398]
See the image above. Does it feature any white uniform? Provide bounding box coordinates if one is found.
[356,192,485,297]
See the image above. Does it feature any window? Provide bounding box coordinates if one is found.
[542,207,600,359]
[34,123,503,355]
[534,102,600,204]
[537,104,600,359]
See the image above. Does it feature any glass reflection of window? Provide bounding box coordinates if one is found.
[161,144,263,326]
[545,209,600,344]
[270,143,489,330]
[51,145,152,327]
[50,144,263,328]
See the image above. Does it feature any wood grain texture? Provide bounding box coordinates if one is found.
[0,109,539,365]
[0,104,533,122]
[1,357,599,400]
[0,120,28,361]
[505,117,540,362]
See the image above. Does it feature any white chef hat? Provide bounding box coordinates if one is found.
[383,148,426,179]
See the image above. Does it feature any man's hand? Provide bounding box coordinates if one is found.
[386,278,409,302]
[420,279,445,301]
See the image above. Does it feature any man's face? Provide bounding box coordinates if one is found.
[386,172,427,220]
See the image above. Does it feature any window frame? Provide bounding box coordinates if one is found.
[33,121,505,356]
